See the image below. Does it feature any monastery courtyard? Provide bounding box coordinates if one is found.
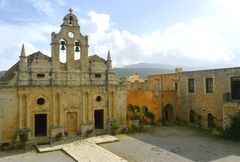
[1,125,240,162]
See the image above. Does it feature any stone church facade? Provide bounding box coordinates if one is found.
[0,9,126,142]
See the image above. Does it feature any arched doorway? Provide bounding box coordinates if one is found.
[207,113,214,128]
[189,110,195,123]
[162,104,174,124]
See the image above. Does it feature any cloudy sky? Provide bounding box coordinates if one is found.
[0,0,240,70]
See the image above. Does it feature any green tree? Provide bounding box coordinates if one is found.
[224,112,240,140]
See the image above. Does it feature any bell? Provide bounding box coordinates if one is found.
[69,16,73,25]
[75,46,80,52]
[60,41,65,50]
[75,42,80,52]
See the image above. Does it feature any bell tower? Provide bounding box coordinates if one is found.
[51,9,89,71]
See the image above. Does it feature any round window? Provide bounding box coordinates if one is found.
[37,98,45,105]
[96,96,102,102]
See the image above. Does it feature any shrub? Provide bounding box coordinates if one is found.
[16,128,30,149]
[128,104,134,112]
[17,128,30,142]
[86,128,94,137]
[55,132,63,139]
[129,113,140,120]
[145,111,155,120]
[224,112,240,140]
[110,120,120,135]
[110,120,120,130]
[128,105,141,120]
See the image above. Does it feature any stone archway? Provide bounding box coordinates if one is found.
[189,110,195,123]
[162,104,174,124]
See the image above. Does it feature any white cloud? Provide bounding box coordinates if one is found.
[79,7,240,67]
[0,22,58,70]
[2,1,240,71]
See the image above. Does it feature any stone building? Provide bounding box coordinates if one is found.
[178,67,240,129]
[127,66,240,129]
[0,9,126,143]
[126,69,180,124]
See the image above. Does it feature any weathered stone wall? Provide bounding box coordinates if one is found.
[0,84,125,142]
[0,88,18,142]
[126,73,179,123]
[178,68,240,128]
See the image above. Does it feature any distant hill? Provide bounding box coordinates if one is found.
[114,68,174,78]
[114,63,178,78]
[123,63,176,69]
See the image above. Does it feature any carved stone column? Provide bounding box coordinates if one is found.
[18,94,23,128]
[25,94,30,128]
[86,92,90,121]
[52,92,56,126]
[58,93,63,126]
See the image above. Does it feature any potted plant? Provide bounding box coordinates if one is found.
[110,120,120,135]
[129,112,140,128]
[144,111,155,124]
[17,128,30,149]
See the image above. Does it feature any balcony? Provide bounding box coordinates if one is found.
[223,92,240,103]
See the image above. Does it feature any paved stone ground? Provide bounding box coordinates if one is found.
[101,125,240,162]
[0,135,125,162]
[1,126,240,162]
[36,134,119,153]
[0,150,75,162]
[63,143,126,162]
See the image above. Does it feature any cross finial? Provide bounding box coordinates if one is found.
[69,8,73,14]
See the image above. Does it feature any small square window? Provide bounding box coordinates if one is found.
[206,78,214,93]
[174,82,178,91]
[188,79,195,93]
[95,73,102,78]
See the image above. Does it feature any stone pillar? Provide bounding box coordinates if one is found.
[18,94,23,128]
[112,92,115,119]
[52,92,56,126]
[80,44,89,71]
[113,92,118,119]
[86,92,90,121]
[58,93,63,126]
[66,43,74,71]
[108,93,112,121]
[25,94,30,128]
[51,42,60,69]
[82,91,86,123]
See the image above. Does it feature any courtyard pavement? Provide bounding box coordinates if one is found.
[1,125,240,162]
[101,126,240,162]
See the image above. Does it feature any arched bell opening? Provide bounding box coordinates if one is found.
[59,39,67,63]
[74,40,81,61]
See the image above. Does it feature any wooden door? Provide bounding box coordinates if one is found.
[66,112,77,133]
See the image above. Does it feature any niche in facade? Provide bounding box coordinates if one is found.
[95,73,102,78]
[37,73,45,78]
